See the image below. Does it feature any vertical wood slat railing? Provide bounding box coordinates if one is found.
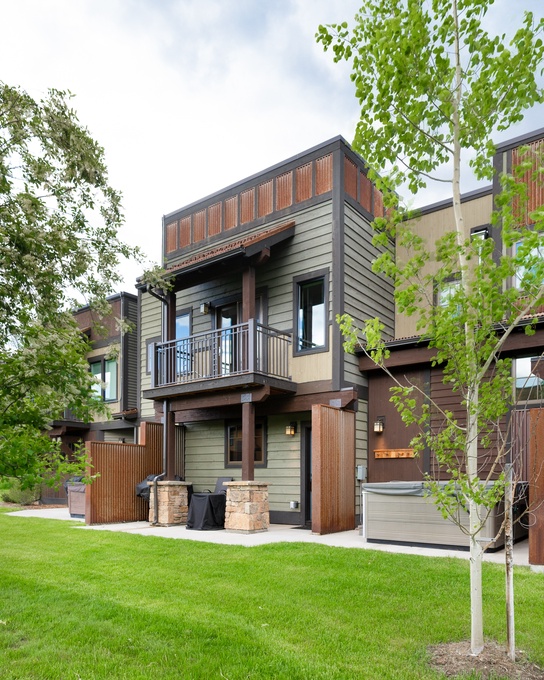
[151,321,291,388]
[85,421,163,524]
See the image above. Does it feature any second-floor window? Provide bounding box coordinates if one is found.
[90,358,118,402]
[514,239,544,291]
[436,277,461,307]
[514,356,544,403]
[295,273,327,354]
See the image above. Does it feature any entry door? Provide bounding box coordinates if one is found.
[215,299,263,376]
[301,423,312,526]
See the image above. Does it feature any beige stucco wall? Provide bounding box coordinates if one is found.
[396,193,493,339]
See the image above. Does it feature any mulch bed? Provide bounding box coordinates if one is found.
[429,641,544,679]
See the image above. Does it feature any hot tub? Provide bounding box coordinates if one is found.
[361,481,527,550]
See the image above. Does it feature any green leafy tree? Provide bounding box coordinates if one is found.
[317,0,544,658]
[0,82,139,490]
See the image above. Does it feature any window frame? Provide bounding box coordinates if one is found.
[89,356,118,402]
[513,237,544,291]
[513,355,544,404]
[434,274,461,308]
[146,336,161,375]
[293,269,329,356]
[224,419,267,468]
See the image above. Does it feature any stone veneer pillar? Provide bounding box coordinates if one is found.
[224,481,270,533]
[148,481,191,526]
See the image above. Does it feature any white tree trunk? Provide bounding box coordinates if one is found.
[468,407,485,655]
[505,464,515,661]
[469,499,485,655]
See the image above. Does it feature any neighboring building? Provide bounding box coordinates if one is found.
[137,137,393,532]
[360,127,544,484]
[357,128,544,558]
[45,292,139,503]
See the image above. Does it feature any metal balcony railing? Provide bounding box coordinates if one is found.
[150,320,291,388]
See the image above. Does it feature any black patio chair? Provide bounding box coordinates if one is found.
[186,477,233,530]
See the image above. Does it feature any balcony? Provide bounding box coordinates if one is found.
[145,320,295,399]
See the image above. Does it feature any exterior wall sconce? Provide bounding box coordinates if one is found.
[199,302,211,314]
[285,422,297,436]
[373,416,385,434]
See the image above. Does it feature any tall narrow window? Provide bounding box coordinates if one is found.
[296,277,326,352]
[90,362,102,397]
[176,311,191,377]
[104,358,117,401]
[90,358,118,402]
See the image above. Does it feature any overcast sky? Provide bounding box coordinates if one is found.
[1,0,543,292]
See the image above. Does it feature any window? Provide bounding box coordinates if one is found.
[514,239,544,290]
[471,226,489,265]
[514,356,544,403]
[295,273,328,354]
[176,311,191,376]
[225,420,266,466]
[435,276,461,307]
[90,357,118,402]
[146,336,161,374]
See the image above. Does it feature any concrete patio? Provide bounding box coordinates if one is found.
[8,506,542,572]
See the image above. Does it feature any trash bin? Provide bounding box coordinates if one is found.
[66,482,86,518]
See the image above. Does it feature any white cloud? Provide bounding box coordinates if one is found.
[0,0,542,288]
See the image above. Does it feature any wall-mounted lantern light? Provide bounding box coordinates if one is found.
[373,416,385,434]
[285,422,297,436]
[199,302,211,314]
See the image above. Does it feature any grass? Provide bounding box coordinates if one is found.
[0,509,543,680]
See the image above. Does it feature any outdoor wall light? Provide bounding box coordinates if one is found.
[199,302,211,314]
[285,422,297,436]
[373,416,385,434]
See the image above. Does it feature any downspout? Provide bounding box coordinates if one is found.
[151,472,165,526]
[146,284,171,525]
[150,399,169,525]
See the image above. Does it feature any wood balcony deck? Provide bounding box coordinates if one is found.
[143,320,296,400]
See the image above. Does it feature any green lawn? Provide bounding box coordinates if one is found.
[1,509,543,680]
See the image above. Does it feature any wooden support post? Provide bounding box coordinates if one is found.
[242,266,255,322]
[165,405,176,481]
[242,401,255,481]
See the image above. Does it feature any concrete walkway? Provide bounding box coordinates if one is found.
[8,506,542,572]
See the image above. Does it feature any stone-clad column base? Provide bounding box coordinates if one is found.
[148,481,191,526]
[224,481,270,533]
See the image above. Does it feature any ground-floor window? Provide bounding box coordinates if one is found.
[225,419,266,467]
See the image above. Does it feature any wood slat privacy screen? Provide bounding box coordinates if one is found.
[512,138,544,226]
[311,404,355,535]
[164,148,385,257]
[529,408,544,565]
[86,421,163,525]
[165,153,335,255]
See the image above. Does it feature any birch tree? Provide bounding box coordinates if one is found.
[317,0,544,657]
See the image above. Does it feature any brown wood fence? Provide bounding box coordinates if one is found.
[311,405,355,535]
[529,409,544,565]
[85,421,163,524]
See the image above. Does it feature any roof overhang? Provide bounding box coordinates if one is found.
[139,220,295,292]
